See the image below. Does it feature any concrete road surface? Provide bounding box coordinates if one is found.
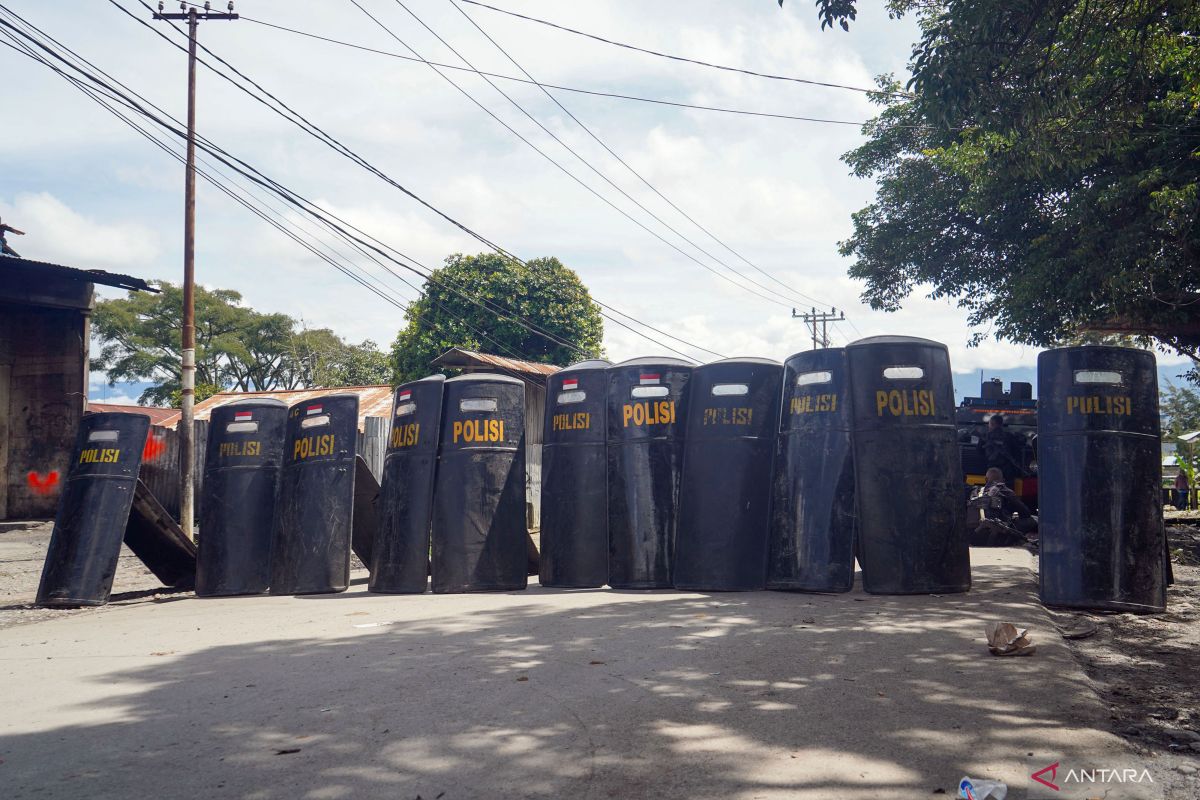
[0,549,1162,799]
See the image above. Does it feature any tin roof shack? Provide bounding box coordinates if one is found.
[0,257,153,519]
[429,348,561,531]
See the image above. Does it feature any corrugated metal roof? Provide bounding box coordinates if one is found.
[86,402,180,425]
[1,255,156,292]
[430,347,561,380]
[159,385,395,429]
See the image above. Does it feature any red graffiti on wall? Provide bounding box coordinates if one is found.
[27,471,60,495]
[143,430,167,462]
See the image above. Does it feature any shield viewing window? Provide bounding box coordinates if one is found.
[631,385,669,398]
[1074,369,1122,385]
[87,430,120,442]
[882,366,924,380]
[395,402,417,417]
[796,370,832,385]
[226,421,258,433]
[300,414,330,429]
[711,383,749,396]
[460,398,498,413]
[557,390,586,405]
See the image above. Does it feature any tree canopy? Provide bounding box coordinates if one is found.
[792,1,1200,380]
[390,253,604,384]
[92,281,390,405]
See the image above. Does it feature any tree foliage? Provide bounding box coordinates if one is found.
[390,253,604,384]
[793,1,1200,381]
[91,281,390,405]
[1162,382,1200,439]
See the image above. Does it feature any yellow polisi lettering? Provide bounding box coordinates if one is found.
[1065,395,1133,415]
[552,412,591,432]
[293,434,335,460]
[79,448,121,464]
[452,418,505,443]
[622,400,676,428]
[875,389,937,418]
[790,393,838,415]
[219,441,262,458]
[702,407,754,426]
[390,422,420,448]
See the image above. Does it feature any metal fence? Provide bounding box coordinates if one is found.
[139,420,208,523]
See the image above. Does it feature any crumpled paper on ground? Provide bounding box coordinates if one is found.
[985,622,1036,656]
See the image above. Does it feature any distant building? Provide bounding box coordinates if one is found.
[0,256,153,519]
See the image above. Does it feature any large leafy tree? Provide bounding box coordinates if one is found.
[790,1,1200,379]
[92,281,390,405]
[390,253,604,384]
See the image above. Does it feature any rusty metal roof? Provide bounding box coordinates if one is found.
[429,348,561,382]
[1,256,156,292]
[86,402,180,426]
[160,385,395,429]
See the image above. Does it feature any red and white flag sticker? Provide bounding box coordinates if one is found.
[306,404,323,415]
[562,378,579,390]
[234,411,253,421]
[639,373,661,385]
[398,390,412,401]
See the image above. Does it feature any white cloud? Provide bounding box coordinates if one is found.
[0,0,1076,375]
[0,192,160,270]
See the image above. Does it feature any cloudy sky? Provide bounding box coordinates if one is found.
[1,1,1191,404]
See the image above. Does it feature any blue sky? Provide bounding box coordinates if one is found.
[2,1,1193,406]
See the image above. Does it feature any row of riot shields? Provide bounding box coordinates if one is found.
[537,339,970,595]
[539,339,1165,610]
[369,374,528,594]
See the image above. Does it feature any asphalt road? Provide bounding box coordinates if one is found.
[0,548,1164,799]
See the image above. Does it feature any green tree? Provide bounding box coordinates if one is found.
[92,281,390,404]
[789,1,1200,380]
[1162,383,1200,439]
[390,253,604,384]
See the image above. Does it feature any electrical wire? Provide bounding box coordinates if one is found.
[232,13,873,125]
[110,0,724,358]
[447,0,842,314]
[350,0,791,311]
[457,0,913,98]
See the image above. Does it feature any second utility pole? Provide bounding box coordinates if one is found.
[792,307,845,350]
[153,2,237,538]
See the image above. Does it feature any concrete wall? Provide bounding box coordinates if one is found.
[0,275,91,520]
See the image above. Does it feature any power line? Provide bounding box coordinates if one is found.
[105,0,722,359]
[458,0,912,98]
[447,0,839,313]
[0,26,566,380]
[232,13,872,125]
[350,0,791,310]
[0,10,609,366]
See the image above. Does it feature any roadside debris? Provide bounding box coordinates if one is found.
[958,776,1007,799]
[985,622,1036,656]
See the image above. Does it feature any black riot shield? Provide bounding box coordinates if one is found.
[606,357,693,589]
[1038,346,1165,613]
[269,394,359,595]
[539,360,611,588]
[768,348,857,592]
[431,375,527,593]
[36,412,151,607]
[674,358,782,591]
[370,375,445,593]
[846,336,969,594]
[197,399,287,597]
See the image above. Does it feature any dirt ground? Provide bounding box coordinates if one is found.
[3,518,1200,791]
[1045,519,1200,787]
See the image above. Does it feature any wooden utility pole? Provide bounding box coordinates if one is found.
[153,2,237,538]
[792,307,845,350]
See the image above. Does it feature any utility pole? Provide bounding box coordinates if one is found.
[792,307,845,350]
[153,2,237,539]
